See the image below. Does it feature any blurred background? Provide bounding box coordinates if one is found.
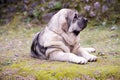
[0,0,120,26]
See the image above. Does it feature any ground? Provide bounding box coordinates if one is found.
[0,20,120,80]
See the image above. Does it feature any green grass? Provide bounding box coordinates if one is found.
[0,21,120,80]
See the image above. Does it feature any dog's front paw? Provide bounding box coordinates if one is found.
[73,57,88,64]
[85,48,96,53]
[85,54,97,62]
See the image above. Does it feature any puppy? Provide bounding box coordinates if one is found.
[31,8,97,64]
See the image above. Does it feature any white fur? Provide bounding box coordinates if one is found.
[77,48,97,61]
[83,48,96,53]
[49,51,87,64]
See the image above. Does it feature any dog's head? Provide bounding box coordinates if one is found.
[48,9,88,35]
[67,10,88,35]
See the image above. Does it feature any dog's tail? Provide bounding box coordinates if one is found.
[30,32,47,59]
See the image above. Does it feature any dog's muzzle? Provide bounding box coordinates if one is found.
[78,17,88,31]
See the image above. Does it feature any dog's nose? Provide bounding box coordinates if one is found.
[84,18,88,22]
[81,17,88,23]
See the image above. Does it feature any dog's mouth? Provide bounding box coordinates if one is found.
[73,30,80,35]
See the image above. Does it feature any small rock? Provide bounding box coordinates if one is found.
[82,0,90,2]
[94,2,100,9]
[90,11,96,17]
[84,5,91,12]
[98,52,105,56]
[40,7,45,11]
[102,22,106,26]
[110,34,118,38]
[109,52,118,56]
[86,0,90,2]
[102,5,109,13]
[15,54,19,57]
[23,0,29,4]
[13,58,17,61]
[110,26,118,31]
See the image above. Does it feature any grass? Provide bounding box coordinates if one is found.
[0,20,120,80]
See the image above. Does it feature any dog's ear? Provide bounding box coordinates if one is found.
[62,11,79,33]
[61,16,71,33]
[66,17,71,29]
[58,15,69,33]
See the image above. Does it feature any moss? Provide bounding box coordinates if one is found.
[1,59,119,80]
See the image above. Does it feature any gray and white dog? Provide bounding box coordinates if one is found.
[31,9,97,64]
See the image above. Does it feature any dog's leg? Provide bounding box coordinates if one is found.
[77,48,97,62]
[49,51,87,64]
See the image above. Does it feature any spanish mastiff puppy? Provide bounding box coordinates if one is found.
[31,9,97,64]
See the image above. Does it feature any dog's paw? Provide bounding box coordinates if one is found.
[86,48,96,53]
[74,57,88,64]
[85,54,97,62]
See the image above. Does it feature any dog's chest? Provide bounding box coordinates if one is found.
[63,33,78,52]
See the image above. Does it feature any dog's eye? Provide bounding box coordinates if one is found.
[74,14,78,19]
[73,14,78,22]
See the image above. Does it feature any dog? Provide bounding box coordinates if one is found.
[31,8,97,64]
